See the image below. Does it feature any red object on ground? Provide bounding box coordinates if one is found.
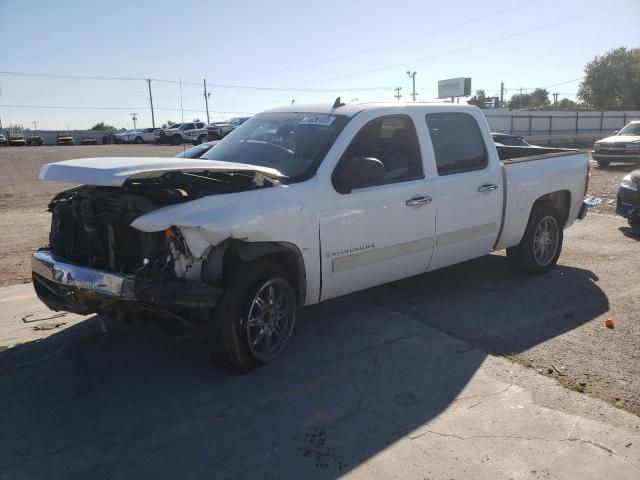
[605,319,615,329]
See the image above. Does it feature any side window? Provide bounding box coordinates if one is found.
[425,113,488,175]
[336,114,423,190]
[196,123,204,128]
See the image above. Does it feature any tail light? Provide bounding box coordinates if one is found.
[584,162,591,196]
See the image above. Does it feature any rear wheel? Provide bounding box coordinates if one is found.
[172,134,182,145]
[135,136,144,144]
[507,205,563,274]
[629,215,640,229]
[209,258,297,372]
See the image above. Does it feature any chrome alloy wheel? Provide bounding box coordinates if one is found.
[245,278,296,362]
[533,216,559,266]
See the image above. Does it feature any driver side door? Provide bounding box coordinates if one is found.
[319,114,436,300]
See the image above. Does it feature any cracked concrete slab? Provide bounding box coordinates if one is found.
[1,284,639,479]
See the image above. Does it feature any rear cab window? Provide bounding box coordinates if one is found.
[425,113,488,175]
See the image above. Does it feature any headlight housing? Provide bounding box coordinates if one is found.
[621,174,639,191]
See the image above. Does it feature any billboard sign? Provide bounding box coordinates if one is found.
[438,77,472,98]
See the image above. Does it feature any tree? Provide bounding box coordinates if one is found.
[468,89,488,108]
[558,98,577,110]
[91,122,116,131]
[508,88,550,109]
[577,47,640,109]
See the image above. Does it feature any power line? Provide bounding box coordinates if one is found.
[236,0,539,80]
[0,71,396,92]
[0,104,254,114]
[299,3,622,86]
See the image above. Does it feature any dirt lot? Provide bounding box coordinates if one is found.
[0,144,184,284]
[0,144,639,418]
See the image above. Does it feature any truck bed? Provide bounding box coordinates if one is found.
[497,145,580,163]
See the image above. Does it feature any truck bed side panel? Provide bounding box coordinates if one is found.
[496,152,588,250]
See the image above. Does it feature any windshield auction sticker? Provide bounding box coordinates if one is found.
[299,115,336,126]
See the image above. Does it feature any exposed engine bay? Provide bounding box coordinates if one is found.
[47,170,267,277]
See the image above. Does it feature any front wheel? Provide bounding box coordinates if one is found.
[172,134,182,145]
[629,215,640,229]
[209,258,297,372]
[507,205,563,274]
[135,136,144,144]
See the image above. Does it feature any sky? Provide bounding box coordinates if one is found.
[0,0,638,130]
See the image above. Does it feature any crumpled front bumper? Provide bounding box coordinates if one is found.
[31,250,222,316]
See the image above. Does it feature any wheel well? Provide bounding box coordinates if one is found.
[207,240,306,303]
[532,190,571,226]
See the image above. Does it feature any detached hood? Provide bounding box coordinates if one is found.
[597,135,640,144]
[38,157,284,187]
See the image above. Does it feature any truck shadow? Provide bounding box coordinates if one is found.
[0,254,608,479]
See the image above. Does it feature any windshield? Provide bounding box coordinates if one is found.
[201,112,349,180]
[618,123,640,136]
[175,143,214,158]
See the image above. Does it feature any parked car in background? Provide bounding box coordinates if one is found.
[8,133,26,146]
[114,130,135,144]
[32,102,590,371]
[56,132,75,146]
[126,127,161,144]
[175,141,219,158]
[81,137,98,145]
[161,122,206,145]
[616,168,640,228]
[593,121,640,166]
[492,132,532,147]
[27,136,45,146]
[0,134,7,146]
[205,117,251,141]
[189,124,216,145]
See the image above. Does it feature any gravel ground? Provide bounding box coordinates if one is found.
[0,145,638,416]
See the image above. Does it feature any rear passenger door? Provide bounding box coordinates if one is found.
[425,112,503,271]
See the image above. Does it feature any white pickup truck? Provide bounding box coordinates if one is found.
[32,102,589,371]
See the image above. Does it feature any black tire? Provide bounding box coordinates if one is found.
[197,134,206,145]
[629,215,640,229]
[135,136,144,144]
[172,134,182,145]
[597,160,610,167]
[209,258,297,372]
[507,205,564,274]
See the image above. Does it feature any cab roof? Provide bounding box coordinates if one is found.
[262,101,480,118]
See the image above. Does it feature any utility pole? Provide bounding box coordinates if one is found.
[147,79,155,128]
[130,112,138,129]
[394,86,402,101]
[203,78,211,124]
[406,71,417,102]
[32,121,38,130]
[500,82,504,108]
[553,92,559,109]
[519,88,523,109]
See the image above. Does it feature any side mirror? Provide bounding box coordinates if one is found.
[333,157,386,194]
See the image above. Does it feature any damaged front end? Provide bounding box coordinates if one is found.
[31,169,274,325]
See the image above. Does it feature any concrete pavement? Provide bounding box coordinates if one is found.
[1,281,638,479]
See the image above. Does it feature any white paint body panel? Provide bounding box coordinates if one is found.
[38,103,589,307]
[38,157,283,187]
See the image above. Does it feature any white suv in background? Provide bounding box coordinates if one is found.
[161,122,206,145]
[126,128,161,144]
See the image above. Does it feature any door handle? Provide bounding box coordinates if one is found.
[406,196,432,207]
[478,184,499,193]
